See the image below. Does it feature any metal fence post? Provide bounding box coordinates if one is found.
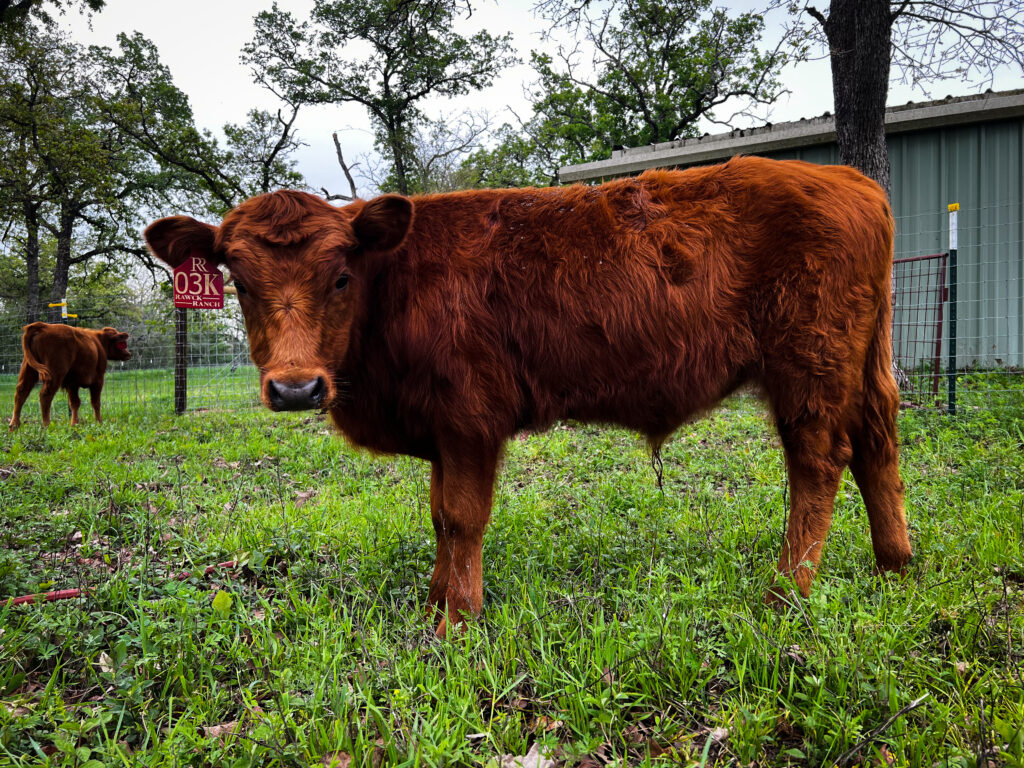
[947,203,958,415]
[174,306,187,415]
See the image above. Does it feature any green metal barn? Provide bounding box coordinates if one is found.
[559,90,1024,376]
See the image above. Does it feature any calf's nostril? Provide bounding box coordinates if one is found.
[311,377,326,403]
[266,377,325,411]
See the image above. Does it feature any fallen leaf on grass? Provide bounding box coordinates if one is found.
[211,590,232,612]
[874,744,896,766]
[536,716,562,733]
[295,490,315,507]
[203,720,240,739]
[97,652,115,675]
[494,743,556,768]
[785,645,806,665]
[321,752,351,767]
[709,727,729,744]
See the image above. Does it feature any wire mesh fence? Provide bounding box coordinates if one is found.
[893,201,1023,414]
[0,293,258,427]
[1,197,1021,424]
[893,252,948,409]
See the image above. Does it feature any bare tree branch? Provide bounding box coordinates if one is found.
[321,131,359,202]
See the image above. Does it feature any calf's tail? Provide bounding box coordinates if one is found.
[858,201,901,464]
[21,322,52,381]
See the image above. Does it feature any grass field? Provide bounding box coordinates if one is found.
[1,379,1022,766]
[0,365,260,421]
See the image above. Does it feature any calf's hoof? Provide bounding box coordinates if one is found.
[764,570,813,607]
[874,551,913,576]
[763,584,795,608]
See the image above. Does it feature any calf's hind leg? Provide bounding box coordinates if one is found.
[9,361,37,430]
[89,382,104,423]
[848,387,912,574]
[38,378,61,428]
[774,417,851,597]
[67,387,82,426]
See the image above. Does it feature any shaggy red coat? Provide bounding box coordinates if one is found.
[9,322,131,429]
[144,156,911,635]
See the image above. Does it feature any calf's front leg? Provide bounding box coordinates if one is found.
[426,461,450,619]
[429,445,499,637]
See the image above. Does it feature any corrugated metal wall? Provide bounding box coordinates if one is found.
[764,119,1024,368]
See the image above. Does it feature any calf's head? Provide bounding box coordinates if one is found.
[101,327,131,361]
[143,191,412,412]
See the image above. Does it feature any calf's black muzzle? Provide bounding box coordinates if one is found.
[266,376,327,411]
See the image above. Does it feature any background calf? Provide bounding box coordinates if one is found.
[9,322,131,430]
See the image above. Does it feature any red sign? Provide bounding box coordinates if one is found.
[173,254,224,309]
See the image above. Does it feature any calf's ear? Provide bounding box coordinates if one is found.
[144,216,221,269]
[351,195,413,254]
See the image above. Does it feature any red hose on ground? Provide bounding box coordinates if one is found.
[4,561,238,607]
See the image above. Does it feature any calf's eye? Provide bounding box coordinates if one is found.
[234,281,247,295]
[335,273,350,291]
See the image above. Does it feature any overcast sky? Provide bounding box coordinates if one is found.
[63,0,1023,198]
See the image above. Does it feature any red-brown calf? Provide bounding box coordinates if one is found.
[144,156,912,635]
[8,322,131,430]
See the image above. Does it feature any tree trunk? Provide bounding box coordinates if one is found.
[387,113,410,195]
[823,0,893,197]
[46,199,75,323]
[822,1,907,387]
[23,199,41,323]
[391,136,409,195]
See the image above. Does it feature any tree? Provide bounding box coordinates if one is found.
[1,26,214,322]
[0,26,164,322]
[243,0,517,195]
[459,119,567,188]
[221,106,305,197]
[2,22,308,324]
[0,0,102,28]
[779,0,1024,195]
[92,33,305,214]
[511,0,791,179]
[366,112,490,194]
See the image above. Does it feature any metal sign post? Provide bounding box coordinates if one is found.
[947,203,958,415]
[171,253,225,415]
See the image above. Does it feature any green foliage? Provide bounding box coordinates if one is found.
[0,0,104,30]
[461,122,563,189]
[1,21,309,324]
[0,24,198,322]
[470,0,790,185]
[222,107,306,197]
[0,379,1021,765]
[243,0,517,194]
[91,32,252,215]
